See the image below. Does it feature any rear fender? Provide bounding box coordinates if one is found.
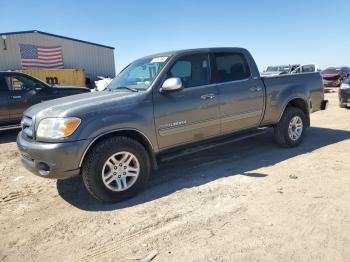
[278,96,310,126]
[265,83,310,125]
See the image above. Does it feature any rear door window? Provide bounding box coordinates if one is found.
[168,53,210,88]
[212,53,250,83]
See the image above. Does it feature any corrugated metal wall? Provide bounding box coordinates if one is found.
[0,32,115,81]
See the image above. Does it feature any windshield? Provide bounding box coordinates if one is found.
[321,68,341,75]
[108,56,169,91]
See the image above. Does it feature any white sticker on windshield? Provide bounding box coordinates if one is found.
[151,57,168,63]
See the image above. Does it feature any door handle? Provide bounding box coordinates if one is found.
[201,94,216,100]
[250,87,262,92]
[11,95,22,99]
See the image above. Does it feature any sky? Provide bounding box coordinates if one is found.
[1,0,349,73]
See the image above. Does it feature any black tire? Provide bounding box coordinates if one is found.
[81,136,151,203]
[273,107,307,147]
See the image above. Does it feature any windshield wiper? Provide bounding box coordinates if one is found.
[111,86,139,92]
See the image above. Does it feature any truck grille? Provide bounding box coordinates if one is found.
[21,116,34,139]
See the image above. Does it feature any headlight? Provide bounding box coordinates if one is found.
[36,117,81,139]
[340,83,350,89]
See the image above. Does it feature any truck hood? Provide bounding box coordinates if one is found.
[24,90,142,120]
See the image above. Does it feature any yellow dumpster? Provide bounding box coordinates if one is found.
[18,69,86,87]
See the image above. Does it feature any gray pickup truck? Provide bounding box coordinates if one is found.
[17,48,327,202]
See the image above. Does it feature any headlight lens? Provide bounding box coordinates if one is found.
[36,117,81,139]
[340,83,350,89]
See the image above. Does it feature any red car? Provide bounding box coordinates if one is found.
[321,67,350,88]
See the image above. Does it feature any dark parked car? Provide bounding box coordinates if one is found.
[17,47,327,203]
[339,77,350,108]
[321,67,350,88]
[0,72,90,129]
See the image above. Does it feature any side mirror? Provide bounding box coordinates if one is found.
[160,77,183,93]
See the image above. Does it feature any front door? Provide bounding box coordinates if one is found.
[153,53,220,149]
[211,52,264,134]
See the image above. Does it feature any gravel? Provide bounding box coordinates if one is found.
[0,92,349,262]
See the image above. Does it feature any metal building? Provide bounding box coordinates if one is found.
[0,30,115,81]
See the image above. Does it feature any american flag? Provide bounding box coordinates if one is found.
[19,44,64,69]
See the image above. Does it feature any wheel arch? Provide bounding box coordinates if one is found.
[79,129,158,170]
[279,97,310,126]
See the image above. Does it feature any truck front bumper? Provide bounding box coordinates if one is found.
[17,131,90,179]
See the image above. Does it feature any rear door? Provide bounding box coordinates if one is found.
[5,74,49,122]
[153,53,220,149]
[212,52,264,134]
[0,76,10,125]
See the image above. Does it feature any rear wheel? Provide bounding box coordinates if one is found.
[81,136,151,203]
[274,107,307,147]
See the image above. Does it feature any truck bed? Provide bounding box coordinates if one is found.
[260,72,324,126]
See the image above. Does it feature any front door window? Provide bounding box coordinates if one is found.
[168,54,210,88]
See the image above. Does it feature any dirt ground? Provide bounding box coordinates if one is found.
[0,92,349,262]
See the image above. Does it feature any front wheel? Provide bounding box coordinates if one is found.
[273,107,307,147]
[81,136,151,203]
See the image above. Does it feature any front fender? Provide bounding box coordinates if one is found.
[76,108,158,150]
